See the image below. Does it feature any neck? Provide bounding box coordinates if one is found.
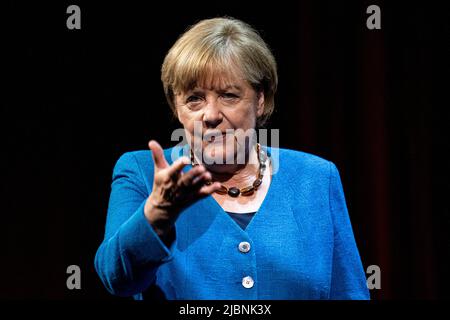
[196,145,260,187]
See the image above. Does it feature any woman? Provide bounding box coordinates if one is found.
[95,17,370,300]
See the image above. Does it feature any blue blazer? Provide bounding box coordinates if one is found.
[95,145,370,300]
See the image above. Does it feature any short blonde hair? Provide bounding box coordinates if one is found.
[161,17,278,126]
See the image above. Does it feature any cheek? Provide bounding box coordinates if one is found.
[177,108,197,131]
[178,110,208,144]
[227,103,258,128]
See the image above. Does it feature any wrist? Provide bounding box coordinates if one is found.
[144,195,174,235]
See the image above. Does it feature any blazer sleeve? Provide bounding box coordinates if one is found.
[328,162,370,300]
[94,152,175,297]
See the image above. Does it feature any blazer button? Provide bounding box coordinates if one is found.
[238,241,251,253]
[242,276,254,289]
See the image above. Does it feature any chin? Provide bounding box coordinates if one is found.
[201,142,237,165]
[197,134,234,163]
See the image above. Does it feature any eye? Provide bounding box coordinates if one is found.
[186,95,202,103]
[221,93,239,100]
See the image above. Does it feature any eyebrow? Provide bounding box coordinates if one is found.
[218,85,242,92]
[189,85,242,93]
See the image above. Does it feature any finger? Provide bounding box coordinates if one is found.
[198,182,222,196]
[177,165,206,188]
[149,140,169,171]
[191,170,211,186]
[166,156,191,178]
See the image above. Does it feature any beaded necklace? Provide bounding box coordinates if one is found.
[190,143,267,197]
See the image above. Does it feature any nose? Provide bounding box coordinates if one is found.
[203,97,223,128]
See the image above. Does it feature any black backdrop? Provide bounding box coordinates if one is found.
[3,1,449,299]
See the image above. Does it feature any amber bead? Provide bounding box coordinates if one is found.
[253,178,263,189]
[241,186,255,196]
[216,185,228,195]
[228,187,240,197]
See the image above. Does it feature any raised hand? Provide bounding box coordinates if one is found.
[144,140,221,237]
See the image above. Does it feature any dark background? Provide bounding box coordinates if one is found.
[3,1,449,299]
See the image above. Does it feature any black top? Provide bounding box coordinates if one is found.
[225,212,256,230]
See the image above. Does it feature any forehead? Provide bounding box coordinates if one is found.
[194,74,245,92]
[173,56,250,93]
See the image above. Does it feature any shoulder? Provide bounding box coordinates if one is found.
[112,145,187,183]
[266,146,334,178]
[111,145,186,194]
[112,150,149,177]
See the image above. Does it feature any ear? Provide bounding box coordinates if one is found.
[256,91,265,117]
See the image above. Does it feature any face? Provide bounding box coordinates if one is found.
[175,71,265,167]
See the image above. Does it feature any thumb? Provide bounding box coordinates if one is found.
[149,140,169,171]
